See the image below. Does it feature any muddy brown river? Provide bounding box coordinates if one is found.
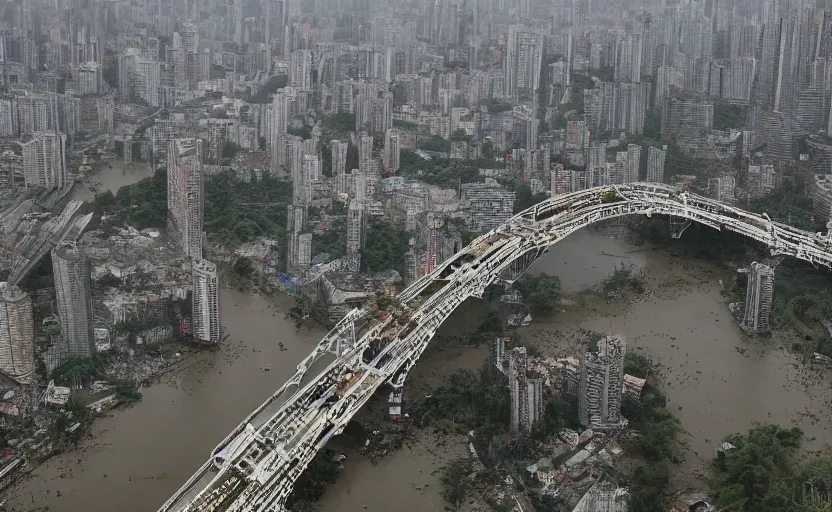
[6,230,832,511]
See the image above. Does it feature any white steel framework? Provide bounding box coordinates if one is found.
[160,183,832,512]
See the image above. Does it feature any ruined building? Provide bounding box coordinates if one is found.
[572,475,629,512]
[508,346,544,434]
[488,336,507,379]
[740,262,774,334]
[578,335,626,429]
[0,283,35,384]
[167,138,204,259]
[192,258,220,345]
[52,243,95,358]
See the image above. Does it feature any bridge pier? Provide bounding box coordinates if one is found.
[500,248,543,284]
[669,216,692,239]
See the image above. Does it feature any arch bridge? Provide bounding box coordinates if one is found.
[159,183,832,512]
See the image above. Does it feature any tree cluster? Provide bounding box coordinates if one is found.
[413,368,510,445]
[745,178,819,232]
[92,169,168,231]
[709,424,832,512]
[204,170,292,248]
[51,354,111,388]
[514,182,548,214]
[362,220,410,273]
[619,355,682,511]
[248,75,288,104]
[285,452,343,507]
[516,274,562,317]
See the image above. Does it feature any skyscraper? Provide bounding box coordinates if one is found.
[0,283,35,384]
[52,244,95,359]
[167,138,204,259]
[331,139,349,176]
[508,346,544,433]
[647,146,667,184]
[358,133,373,169]
[504,25,543,100]
[383,129,400,172]
[296,233,312,269]
[578,335,626,429]
[346,201,366,257]
[289,49,313,89]
[270,91,288,172]
[19,132,67,189]
[624,144,641,184]
[192,258,220,345]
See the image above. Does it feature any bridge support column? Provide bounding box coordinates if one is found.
[669,216,692,239]
[500,248,543,284]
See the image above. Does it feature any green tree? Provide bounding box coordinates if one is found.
[362,220,410,273]
[51,354,111,388]
[517,274,562,316]
[115,380,143,404]
[231,257,254,278]
[532,395,581,440]
[285,452,343,506]
[222,141,240,159]
[643,107,662,140]
[440,459,473,507]
[514,183,548,213]
[711,424,804,512]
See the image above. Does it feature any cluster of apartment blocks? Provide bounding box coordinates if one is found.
[550,138,666,195]
[0,89,76,190]
[491,335,628,435]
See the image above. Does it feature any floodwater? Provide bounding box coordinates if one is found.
[70,159,153,202]
[528,231,832,471]
[3,289,324,511]
[6,230,832,510]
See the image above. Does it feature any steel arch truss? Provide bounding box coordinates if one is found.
[160,183,832,512]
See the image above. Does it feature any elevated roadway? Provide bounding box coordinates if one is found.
[159,183,832,511]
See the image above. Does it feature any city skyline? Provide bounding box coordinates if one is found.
[5,0,832,510]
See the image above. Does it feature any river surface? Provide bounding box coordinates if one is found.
[6,229,832,510]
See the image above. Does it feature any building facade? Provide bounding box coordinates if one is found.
[20,131,67,188]
[167,138,204,259]
[192,258,220,345]
[508,346,544,433]
[52,244,95,358]
[740,262,774,335]
[646,146,667,183]
[578,335,626,429]
[0,283,35,384]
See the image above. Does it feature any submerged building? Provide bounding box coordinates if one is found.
[192,258,220,345]
[740,262,774,334]
[508,346,544,433]
[578,335,626,429]
[0,283,35,384]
